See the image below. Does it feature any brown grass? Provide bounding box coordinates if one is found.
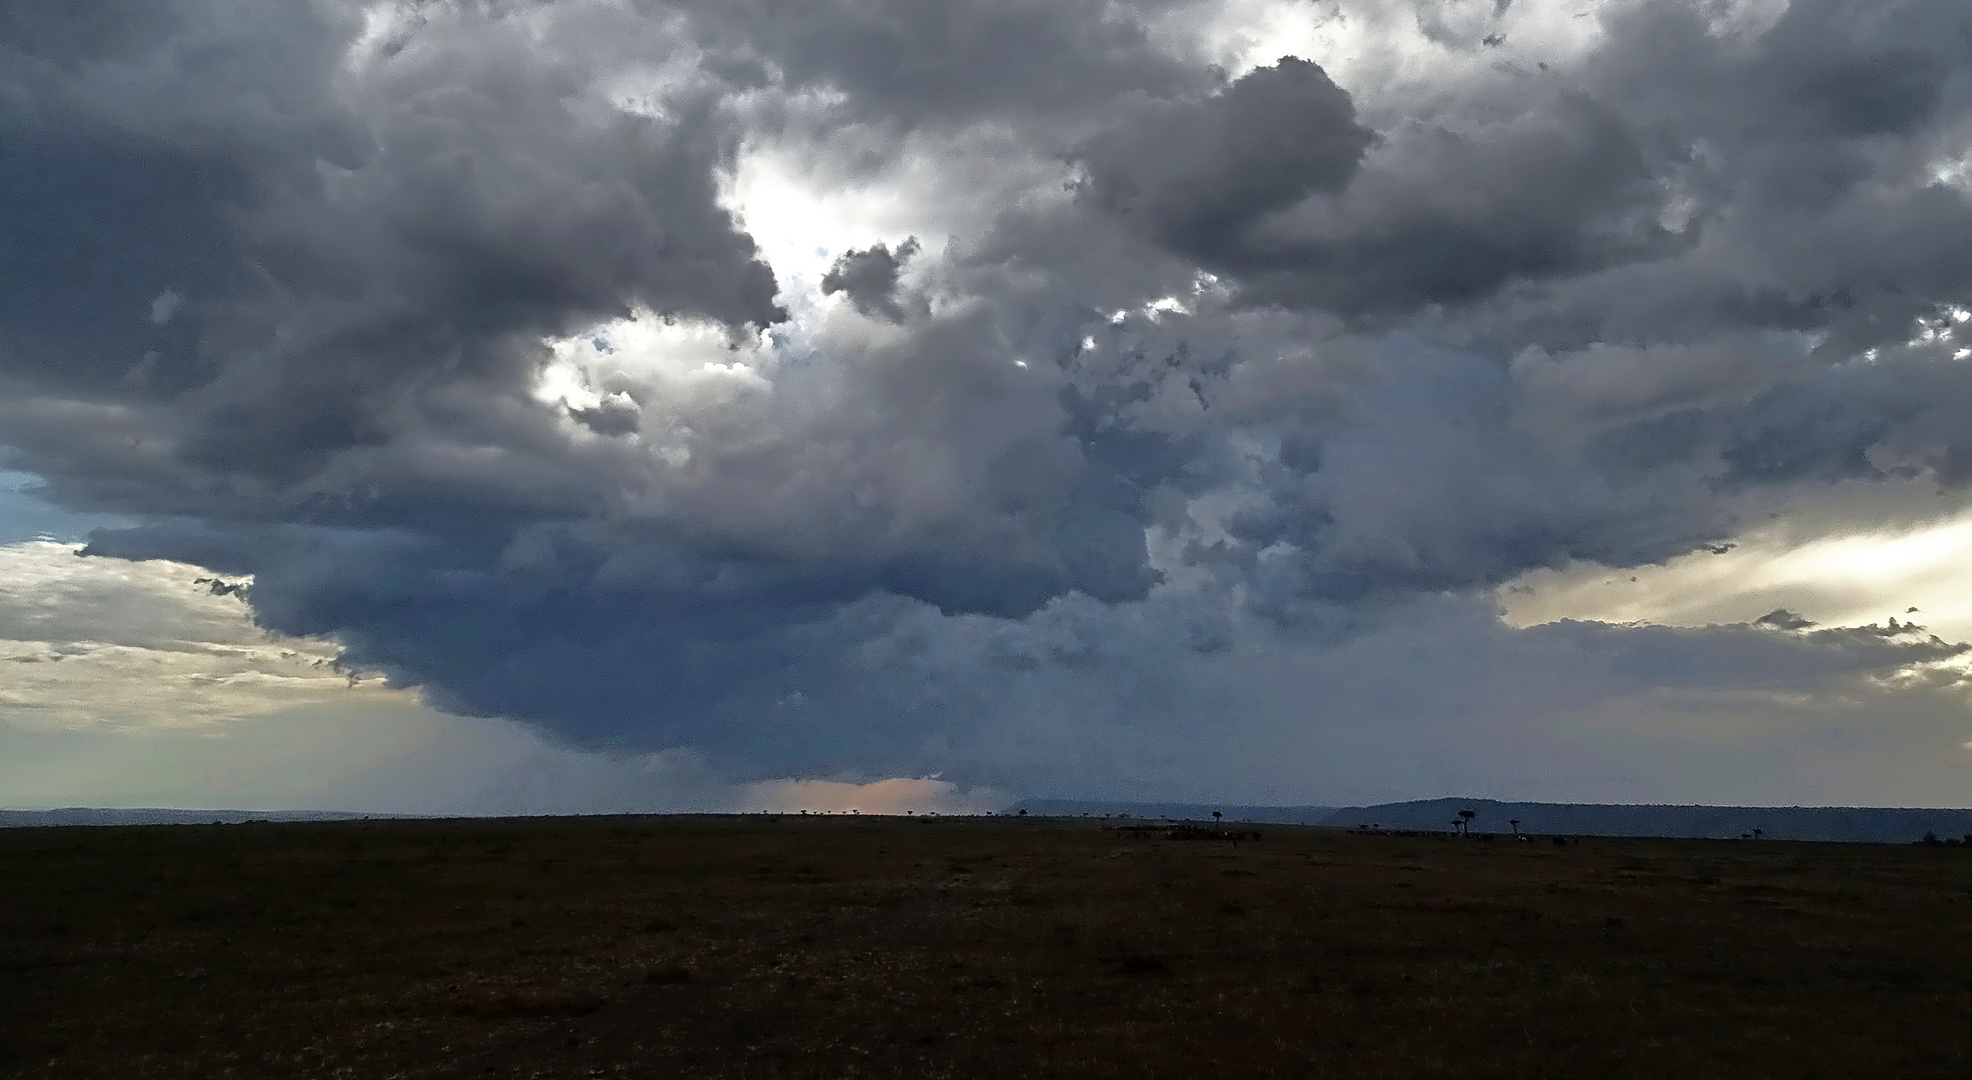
[1,815,1966,1078]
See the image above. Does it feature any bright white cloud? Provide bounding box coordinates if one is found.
[1149,0,1615,103]
[719,117,1074,310]
[0,541,383,731]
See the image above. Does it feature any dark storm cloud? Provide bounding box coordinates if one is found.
[1069,0,1972,348]
[820,239,923,322]
[4,0,1972,791]
[1227,92,1683,315]
[1077,57,1374,259]
[1743,1,1956,139]
[1077,63,1687,317]
[670,0,1210,130]
[0,0,781,487]
[1755,609,1817,631]
[1453,0,1972,354]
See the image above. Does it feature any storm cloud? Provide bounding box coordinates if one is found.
[2,0,1971,800]
[820,238,923,322]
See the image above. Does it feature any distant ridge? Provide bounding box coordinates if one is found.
[1316,798,1972,844]
[1013,797,1972,844]
[0,808,384,828]
[1013,799,1338,825]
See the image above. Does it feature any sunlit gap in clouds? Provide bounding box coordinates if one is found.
[714,118,1071,309]
[736,776,1012,816]
[1147,0,1619,97]
[1500,487,1972,644]
[715,78,1116,328]
[718,129,924,299]
[533,310,774,470]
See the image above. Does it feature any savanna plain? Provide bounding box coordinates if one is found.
[1,815,1966,1078]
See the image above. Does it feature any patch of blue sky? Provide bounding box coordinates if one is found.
[0,471,129,544]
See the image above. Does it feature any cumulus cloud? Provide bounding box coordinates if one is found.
[1077,56,1374,261]
[820,238,924,322]
[1,0,1970,805]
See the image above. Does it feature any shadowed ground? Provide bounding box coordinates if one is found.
[1,816,1966,1078]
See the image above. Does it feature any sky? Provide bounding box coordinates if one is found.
[2,0,1970,814]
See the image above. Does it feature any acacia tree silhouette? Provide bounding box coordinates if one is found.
[1457,809,1477,836]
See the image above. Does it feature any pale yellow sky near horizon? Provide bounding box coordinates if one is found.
[1501,485,1972,645]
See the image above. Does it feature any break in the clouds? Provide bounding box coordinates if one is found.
[2,0,1971,807]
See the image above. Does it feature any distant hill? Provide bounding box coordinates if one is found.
[1012,797,1972,844]
[1318,798,1972,844]
[0,808,381,828]
[1013,799,1339,825]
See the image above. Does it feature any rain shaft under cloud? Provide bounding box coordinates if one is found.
[3,0,1972,802]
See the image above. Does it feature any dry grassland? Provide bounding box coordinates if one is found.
[1,816,1967,1078]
